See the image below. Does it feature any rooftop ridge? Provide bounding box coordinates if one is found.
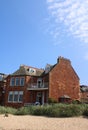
[20,64,44,71]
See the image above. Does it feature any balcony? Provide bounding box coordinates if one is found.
[27,82,49,91]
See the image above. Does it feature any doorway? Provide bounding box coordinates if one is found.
[36,92,44,105]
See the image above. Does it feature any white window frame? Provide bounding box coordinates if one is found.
[10,77,15,86]
[18,91,23,102]
[37,78,43,88]
[20,77,25,86]
[8,91,13,102]
[15,77,20,86]
[13,91,19,102]
[8,91,23,103]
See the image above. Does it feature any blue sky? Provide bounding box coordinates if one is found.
[0,0,88,85]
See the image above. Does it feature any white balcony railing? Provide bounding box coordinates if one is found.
[27,82,49,90]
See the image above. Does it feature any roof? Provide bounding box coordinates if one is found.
[10,56,79,79]
[41,64,56,76]
[11,65,44,76]
[80,85,88,92]
[0,73,8,82]
[60,95,71,99]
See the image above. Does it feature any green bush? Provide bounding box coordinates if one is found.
[58,105,82,117]
[32,104,88,117]
[0,104,88,117]
[44,107,60,117]
[30,105,59,117]
[83,106,88,116]
[32,106,44,116]
[0,106,16,115]
[72,100,81,104]
[15,107,29,115]
[15,106,36,115]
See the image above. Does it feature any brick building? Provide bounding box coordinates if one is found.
[0,73,7,105]
[4,57,80,108]
[80,85,88,103]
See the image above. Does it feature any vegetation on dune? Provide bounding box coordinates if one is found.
[0,103,88,117]
[0,106,17,115]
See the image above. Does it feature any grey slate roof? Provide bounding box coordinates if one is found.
[80,85,88,92]
[11,65,44,76]
[12,66,29,76]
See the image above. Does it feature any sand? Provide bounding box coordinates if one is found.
[0,114,88,130]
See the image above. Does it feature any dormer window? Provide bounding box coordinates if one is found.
[29,68,36,74]
[27,68,29,71]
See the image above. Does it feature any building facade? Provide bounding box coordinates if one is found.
[4,57,80,108]
[80,85,88,103]
[0,73,7,105]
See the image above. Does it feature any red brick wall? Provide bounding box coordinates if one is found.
[5,75,49,107]
[43,74,49,82]
[25,90,48,104]
[49,57,80,102]
[5,75,31,108]
[24,75,49,104]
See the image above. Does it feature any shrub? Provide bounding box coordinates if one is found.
[0,104,88,117]
[0,106,16,115]
[59,105,81,117]
[48,98,58,104]
[45,107,60,117]
[15,107,29,115]
[72,100,81,104]
[32,103,86,117]
[83,106,88,116]
[31,105,60,117]
[15,106,35,115]
[32,106,44,116]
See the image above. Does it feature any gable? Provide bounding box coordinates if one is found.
[50,57,79,81]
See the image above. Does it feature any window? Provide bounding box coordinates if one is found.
[29,68,36,74]
[15,78,20,86]
[20,77,25,86]
[10,77,25,86]
[8,91,13,102]
[8,91,23,103]
[38,81,41,87]
[37,92,41,97]
[37,78,43,88]
[10,77,15,86]
[14,91,18,102]
[19,91,23,102]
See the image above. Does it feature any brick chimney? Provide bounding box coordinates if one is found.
[57,56,71,65]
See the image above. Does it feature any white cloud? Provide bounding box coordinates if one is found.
[46,0,88,44]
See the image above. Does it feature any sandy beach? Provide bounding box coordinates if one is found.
[0,114,88,130]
